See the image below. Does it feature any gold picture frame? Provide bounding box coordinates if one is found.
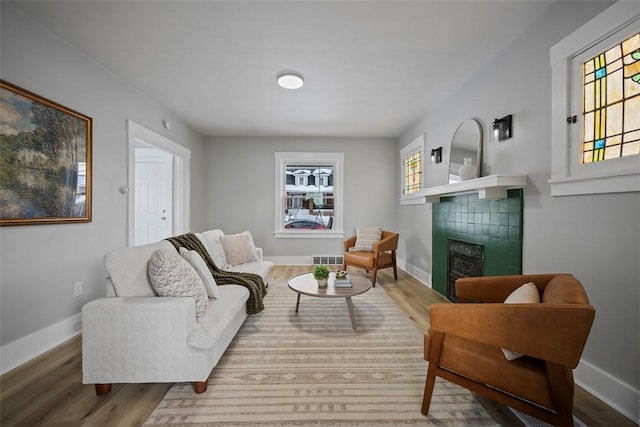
[0,80,92,225]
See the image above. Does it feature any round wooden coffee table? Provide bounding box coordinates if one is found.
[288,272,371,329]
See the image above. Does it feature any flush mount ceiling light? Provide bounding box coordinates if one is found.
[277,72,304,90]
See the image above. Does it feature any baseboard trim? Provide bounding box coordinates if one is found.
[574,359,639,423]
[397,259,431,288]
[1,313,82,375]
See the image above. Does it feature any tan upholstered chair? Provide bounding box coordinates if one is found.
[421,274,595,427]
[343,230,398,287]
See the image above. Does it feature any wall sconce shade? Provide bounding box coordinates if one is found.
[431,147,443,163]
[492,115,512,141]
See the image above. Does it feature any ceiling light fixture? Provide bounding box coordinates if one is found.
[277,72,304,90]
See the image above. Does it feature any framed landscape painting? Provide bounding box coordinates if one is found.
[0,80,92,226]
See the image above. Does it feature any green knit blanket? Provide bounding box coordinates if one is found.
[166,233,267,315]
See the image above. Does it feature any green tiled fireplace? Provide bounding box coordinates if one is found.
[432,189,523,298]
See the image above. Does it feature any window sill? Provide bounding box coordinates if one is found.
[400,196,426,206]
[549,169,640,196]
[274,230,345,239]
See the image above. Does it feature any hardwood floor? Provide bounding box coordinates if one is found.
[1,265,635,426]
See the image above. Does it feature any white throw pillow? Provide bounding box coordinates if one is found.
[221,231,259,266]
[148,248,209,317]
[353,226,383,252]
[501,282,540,361]
[179,247,219,299]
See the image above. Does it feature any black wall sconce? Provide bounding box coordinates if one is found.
[430,147,443,163]
[492,114,512,141]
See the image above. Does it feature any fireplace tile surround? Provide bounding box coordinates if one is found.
[432,189,523,298]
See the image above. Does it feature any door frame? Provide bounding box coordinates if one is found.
[127,120,190,246]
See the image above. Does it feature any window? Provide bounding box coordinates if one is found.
[550,2,640,196]
[579,32,639,164]
[274,152,344,238]
[400,133,426,205]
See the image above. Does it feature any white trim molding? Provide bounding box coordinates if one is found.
[549,1,640,197]
[1,313,81,375]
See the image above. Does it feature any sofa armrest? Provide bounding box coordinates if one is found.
[430,303,595,367]
[82,297,198,382]
[455,274,571,302]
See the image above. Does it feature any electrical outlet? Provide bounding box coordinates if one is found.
[74,281,83,297]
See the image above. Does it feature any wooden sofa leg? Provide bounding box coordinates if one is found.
[95,383,112,395]
[193,381,208,394]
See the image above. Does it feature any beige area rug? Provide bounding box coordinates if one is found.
[143,280,498,426]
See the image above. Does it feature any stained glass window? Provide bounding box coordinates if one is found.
[403,151,422,195]
[582,32,640,163]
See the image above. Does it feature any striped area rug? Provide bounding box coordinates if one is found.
[143,280,498,426]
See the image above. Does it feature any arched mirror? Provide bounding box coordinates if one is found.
[449,119,483,183]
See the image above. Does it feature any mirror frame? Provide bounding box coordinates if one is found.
[448,118,483,183]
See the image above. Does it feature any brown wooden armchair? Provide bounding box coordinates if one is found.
[343,230,398,287]
[421,274,595,427]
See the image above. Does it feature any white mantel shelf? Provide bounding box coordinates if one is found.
[412,175,527,204]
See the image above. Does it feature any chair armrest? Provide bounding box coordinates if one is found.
[344,236,357,250]
[373,233,398,253]
[430,303,595,367]
[455,274,571,302]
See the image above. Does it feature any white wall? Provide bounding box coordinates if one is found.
[0,3,207,372]
[398,1,638,420]
[204,136,398,261]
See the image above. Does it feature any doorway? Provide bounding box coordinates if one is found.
[127,120,191,246]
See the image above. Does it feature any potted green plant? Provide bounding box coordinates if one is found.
[313,264,330,287]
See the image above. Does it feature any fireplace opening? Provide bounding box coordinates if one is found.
[447,239,484,302]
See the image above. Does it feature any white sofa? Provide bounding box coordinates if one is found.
[82,229,273,395]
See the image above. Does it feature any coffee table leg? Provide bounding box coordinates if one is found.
[295,293,301,313]
[345,297,357,329]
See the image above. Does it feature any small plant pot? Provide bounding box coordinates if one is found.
[317,278,328,287]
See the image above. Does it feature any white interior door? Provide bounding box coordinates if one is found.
[135,148,173,245]
[127,120,191,247]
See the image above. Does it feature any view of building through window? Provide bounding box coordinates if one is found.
[283,165,334,230]
[582,32,639,163]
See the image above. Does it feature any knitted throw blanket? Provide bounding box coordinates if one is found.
[166,233,267,315]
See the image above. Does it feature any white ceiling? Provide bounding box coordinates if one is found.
[12,1,554,138]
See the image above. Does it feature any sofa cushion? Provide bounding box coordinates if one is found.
[148,248,209,317]
[197,230,227,268]
[222,231,259,266]
[179,247,220,299]
[188,285,250,349]
[104,240,175,297]
[226,259,274,285]
[353,226,382,252]
[502,282,540,360]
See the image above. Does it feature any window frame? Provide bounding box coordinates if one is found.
[400,133,426,205]
[274,152,344,239]
[549,2,640,196]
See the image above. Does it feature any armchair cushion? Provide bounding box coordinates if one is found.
[502,282,539,360]
[148,248,209,317]
[352,226,382,251]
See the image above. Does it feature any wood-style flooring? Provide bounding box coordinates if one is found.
[1,265,635,426]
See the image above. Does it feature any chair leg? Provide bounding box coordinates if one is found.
[371,268,378,287]
[422,331,445,415]
[546,362,575,427]
[392,250,398,280]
